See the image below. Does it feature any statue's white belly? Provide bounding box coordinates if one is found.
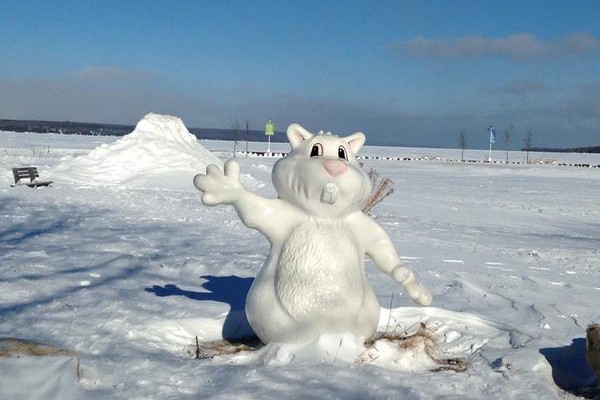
[246,218,381,343]
[275,219,365,322]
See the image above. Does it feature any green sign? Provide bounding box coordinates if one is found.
[265,119,275,136]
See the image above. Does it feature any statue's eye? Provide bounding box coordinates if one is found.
[338,146,348,160]
[310,143,323,157]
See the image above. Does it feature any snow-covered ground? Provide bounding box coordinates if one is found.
[1,117,599,399]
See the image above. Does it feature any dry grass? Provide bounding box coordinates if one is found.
[362,167,395,214]
[190,336,263,360]
[190,323,469,373]
[363,323,469,372]
[0,338,80,378]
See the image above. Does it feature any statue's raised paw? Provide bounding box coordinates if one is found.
[193,160,242,206]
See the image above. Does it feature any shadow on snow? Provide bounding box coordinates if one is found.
[0,197,158,316]
[540,338,599,398]
[145,275,256,340]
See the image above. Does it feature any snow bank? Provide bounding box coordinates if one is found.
[0,356,83,400]
[51,113,223,190]
[136,306,530,372]
[5,132,600,398]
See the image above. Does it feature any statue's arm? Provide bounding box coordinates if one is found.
[193,160,297,241]
[357,214,432,306]
[232,190,298,241]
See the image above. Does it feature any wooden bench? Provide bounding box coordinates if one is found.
[11,167,53,188]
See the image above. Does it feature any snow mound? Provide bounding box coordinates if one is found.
[0,356,83,400]
[223,307,521,370]
[52,113,223,190]
[136,306,530,372]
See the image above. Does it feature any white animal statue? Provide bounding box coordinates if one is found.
[193,124,431,344]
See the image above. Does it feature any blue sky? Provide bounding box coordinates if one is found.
[1,0,600,148]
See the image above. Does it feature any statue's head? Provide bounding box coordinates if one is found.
[272,124,372,218]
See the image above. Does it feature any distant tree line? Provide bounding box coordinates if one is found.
[522,146,600,154]
[0,118,285,143]
[0,119,134,136]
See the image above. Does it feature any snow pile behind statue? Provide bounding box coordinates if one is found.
[52,113,223,189]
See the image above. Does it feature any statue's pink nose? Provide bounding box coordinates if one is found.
[322,159,348,176]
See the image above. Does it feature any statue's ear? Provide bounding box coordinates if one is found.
[344,132,366,154]
[287,124,314,149]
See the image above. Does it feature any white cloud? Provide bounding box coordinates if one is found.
[390,32,600,60]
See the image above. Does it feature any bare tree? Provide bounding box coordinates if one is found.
[232,120,240,157]
[504,125,515,163]
[524,128,534,164]
[245,119,250,157]
[457,131,467,161]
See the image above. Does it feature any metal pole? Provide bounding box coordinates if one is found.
[245,120,249,158]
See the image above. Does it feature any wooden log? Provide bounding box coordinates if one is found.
[587,323,600,380]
